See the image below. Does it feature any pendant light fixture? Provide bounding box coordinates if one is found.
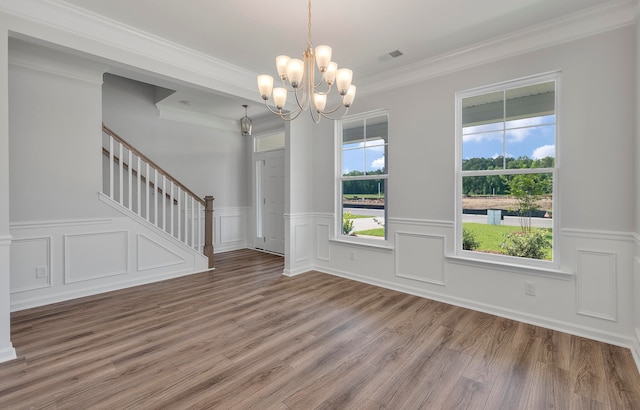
[257,0,356,124]
[240,104,252,136]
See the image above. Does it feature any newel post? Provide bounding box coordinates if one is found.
[204,195,214,269]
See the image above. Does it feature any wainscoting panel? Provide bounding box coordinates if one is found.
[316,223,331,262]
[137,233,185,272]
[10,237,51,293]
[577,249,617,321]
[295,223,310,263]
[219,215,243,243]
[64,231,128,283]
[396,232,445,286]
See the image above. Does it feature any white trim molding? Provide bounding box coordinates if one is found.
[576,249,618,322]
[0,345,17,364]
[395,232,446,286]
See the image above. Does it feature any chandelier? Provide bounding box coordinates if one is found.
[257,0,356,123]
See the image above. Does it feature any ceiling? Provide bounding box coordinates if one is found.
[56,0,619,124]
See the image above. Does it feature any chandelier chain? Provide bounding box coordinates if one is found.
[307,0,312,50]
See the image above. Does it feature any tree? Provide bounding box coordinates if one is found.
[503,173,551,232]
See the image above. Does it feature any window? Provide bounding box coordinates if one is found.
[254,131,285,152]
[456,73,558,267]
[338,112,388,241]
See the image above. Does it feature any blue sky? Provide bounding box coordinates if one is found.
[462,115,556,160]
[342,139,386,175]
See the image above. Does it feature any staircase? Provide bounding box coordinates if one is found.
[101,124,214,268]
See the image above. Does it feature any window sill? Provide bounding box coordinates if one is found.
[445,254,572,280]
[330,236,394,252]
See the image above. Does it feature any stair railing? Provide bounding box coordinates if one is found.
[102,124,214,268]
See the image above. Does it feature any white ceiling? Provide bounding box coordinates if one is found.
[56,0,619,123]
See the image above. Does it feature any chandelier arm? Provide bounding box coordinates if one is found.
[308,108,322,124]
[262,100,306,122]
[320,101,347,115]
[314,78,328,90]
[317,106,350,121]
[294,87,310,111]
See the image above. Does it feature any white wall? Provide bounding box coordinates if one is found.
[310,26,639,350]
[9,40,107,222]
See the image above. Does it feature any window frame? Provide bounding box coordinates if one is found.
[454,72,560,270]
[335,109,390,246]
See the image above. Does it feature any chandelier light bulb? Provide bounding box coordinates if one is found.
[273,87,287,109]
[276,55,290,80]
[343,85,356,107]
[286,59,305,88]
[315,45,332,72]
[336,68,353,95]
[257,75,274,100]
[324,62,337,85]
[313,93,327,111]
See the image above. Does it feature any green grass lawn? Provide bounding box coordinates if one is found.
[350,214,376,219]
[355,228,385,237]
[463,222,552,259]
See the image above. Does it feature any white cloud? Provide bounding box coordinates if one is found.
[371,156,385,170]
[532,144,555,159]
[462,132,501,143]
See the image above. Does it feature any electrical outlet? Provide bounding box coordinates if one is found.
[36,266,47,279]
[524,281,536,296]
[349,251,356,261]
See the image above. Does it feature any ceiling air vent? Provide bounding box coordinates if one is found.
[379,49,404,61]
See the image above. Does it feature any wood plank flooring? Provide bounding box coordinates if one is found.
[1,249,640,409]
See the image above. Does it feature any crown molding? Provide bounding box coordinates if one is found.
[9,38,106,84]
[0,0,262,103]
[359,0,639,96]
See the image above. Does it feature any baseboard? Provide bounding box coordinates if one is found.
[0,344,17,364]
[11,267,207,312]
[315,266,636,351]
[283,266,312,277]
[214,242,248,254]
[632,328,640,373]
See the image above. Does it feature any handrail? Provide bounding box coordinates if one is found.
[102,124,205,207]
[101,147,178,204]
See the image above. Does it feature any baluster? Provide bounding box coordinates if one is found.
[170,181,175,237]
[198,201,203,252]
[128,149,133,211]
[154,169,159,227]
[118,142,124,205]
[161,174,166,231]
[109,136,114,199]
[145,162,151,222]
[183,191,188,244]
[177,187,182,242]
[191,196,195,248]
[137,155,141,216]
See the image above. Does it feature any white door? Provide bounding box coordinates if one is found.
[259,149,285,254]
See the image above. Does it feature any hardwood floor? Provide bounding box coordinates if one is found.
[1,249,640,409]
